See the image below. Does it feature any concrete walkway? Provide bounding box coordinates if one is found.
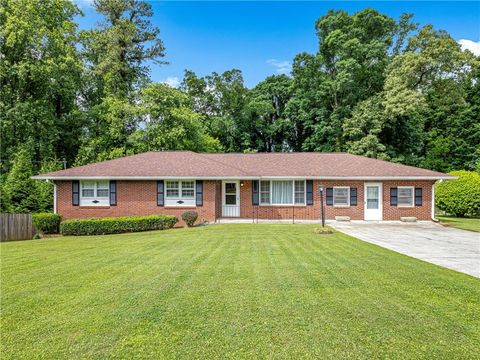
[330,221,480,278]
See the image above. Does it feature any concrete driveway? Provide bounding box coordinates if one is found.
[329,221,480,278]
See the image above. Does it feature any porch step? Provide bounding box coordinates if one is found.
[335,216,351,222]
[400,217,417,223]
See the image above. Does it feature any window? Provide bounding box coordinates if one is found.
[165,181,195,199]
[260,181,270,204]
[166,181,179,197]
[294,181,305,204]
[259,180,305,205]
[333,187,350,207]
[80,181,109,206]
[181,181,195,198]
[397,186,414,207]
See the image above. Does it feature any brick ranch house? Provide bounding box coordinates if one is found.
[33,151,454,225]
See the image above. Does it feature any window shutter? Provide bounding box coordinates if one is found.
[109,180,117,206]
[196,180,203,206]
[306,180,314,205]
[415,187,422,206]
[157,180,164,207]
[252,180,259,205]
[350,187,357,206]
[326,187,333,206]
[72,180,80,206]
[390,188,398,206]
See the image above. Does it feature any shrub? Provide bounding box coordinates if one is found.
[32,213,61,234]
[181,211,198,227]
[435,170,480,217]
[60,215,178,236]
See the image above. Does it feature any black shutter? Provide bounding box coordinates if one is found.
[415,187,423,206]
[390,188,398,206]
[196,180,203,206]
[326,187,333,206]
[72,180,80,206]
[350,187,357,206]
[157,180,164,206]
[252,180,259,205]
[109,180,117,206]
[306,180,314,205]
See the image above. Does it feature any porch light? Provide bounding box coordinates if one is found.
[240,181,244,187]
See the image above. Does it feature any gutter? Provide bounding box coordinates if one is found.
[32,175,458,181]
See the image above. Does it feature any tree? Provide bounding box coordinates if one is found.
[77,0,166,164]
[181,69,248,151]
[0,0,83,174]
[245,75,293,151]
[36,159,64,213]
[296,9,399,152]
[129,83,220,153]
[1,145,37,213]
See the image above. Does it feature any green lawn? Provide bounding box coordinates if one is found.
[1,225,479,359]
[437,216,480,232]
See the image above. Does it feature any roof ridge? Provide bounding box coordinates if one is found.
[195,152,253,176]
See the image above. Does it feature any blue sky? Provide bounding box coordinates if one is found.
[75,1,480,88]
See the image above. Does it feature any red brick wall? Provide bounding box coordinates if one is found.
[238,180,433,221]
[56,180,218,226]
[56,179,434,223]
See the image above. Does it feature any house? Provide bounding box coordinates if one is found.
[33,151,454,224]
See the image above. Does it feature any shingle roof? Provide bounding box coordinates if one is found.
[33,151,453,180]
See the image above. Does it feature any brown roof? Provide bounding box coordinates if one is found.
[33,151,453,180]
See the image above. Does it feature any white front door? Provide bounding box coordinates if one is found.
[364,183,383,220]
[222,181,240,217]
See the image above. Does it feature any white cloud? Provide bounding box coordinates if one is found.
[162,76,180,88]
[266,59,292,75]
[458,39,480,56]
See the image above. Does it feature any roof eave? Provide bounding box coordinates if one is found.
[31,175,457,181]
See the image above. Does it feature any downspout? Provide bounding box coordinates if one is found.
[431,183,438,221]
[53,181,57,215]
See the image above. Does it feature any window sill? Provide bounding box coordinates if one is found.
[397,205,415,208]
[79,206,110,209]
[164,205,197,209]
[259,204,307,207]
[333,205,350,208]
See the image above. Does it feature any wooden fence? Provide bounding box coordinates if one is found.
[0,214,37,242]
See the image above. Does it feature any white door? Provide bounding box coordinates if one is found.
[364,183,383,220]
[222,181,240,217]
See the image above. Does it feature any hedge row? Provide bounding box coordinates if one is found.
[60,215,178,236]
[435,170,480,217]
[32,213,61,234]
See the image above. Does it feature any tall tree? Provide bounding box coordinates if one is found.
[181,69,248,151]
[245,75,293,151]
[0,0,83,175]
[77,0,166,164]
[129,83,220,153]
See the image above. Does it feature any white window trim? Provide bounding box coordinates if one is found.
[165,180,196,207]
[259,179,306,206]
[397,186,415,208]
[333,186,350,208]
[80,180,109,207]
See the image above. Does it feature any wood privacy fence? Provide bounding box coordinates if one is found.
[0,214,37,242]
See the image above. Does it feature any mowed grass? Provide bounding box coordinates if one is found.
[437,216,480,232]
[1,225,479,359]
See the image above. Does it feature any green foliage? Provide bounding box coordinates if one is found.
[435,171,480,217]
[1,145,37,213]
[60,215,178,236]
[32,213,61,234]
[181,211,198,227]
[1,4,479,215]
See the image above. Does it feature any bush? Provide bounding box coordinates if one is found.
[435,170,480,217]
[60,215,178,236]
[182,211,198,227]
[32,213,61,234]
